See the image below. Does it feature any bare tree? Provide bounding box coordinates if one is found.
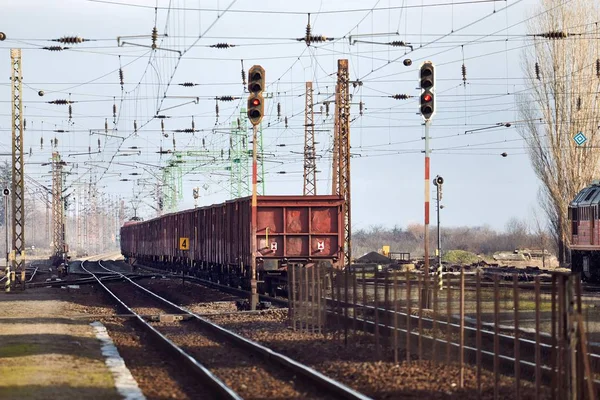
[518,0,600,263]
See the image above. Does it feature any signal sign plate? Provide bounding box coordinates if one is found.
[317,240,325,251]
[574,132,587,146]
[179,237,190,251]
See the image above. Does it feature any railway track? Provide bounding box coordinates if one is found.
[83,260,371,400]
[129,261,600,391]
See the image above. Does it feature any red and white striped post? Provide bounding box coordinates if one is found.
[423,120,431,306]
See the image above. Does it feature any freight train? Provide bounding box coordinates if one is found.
[120,195,344,294]
[569,180,600,282]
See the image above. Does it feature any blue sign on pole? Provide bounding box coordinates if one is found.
[574,132,587,146]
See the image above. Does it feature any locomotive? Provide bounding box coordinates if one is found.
[120,195,344,294]
[569,180,600,281]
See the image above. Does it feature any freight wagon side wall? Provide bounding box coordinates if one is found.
[255,196,343,268]
[120,195,343,269]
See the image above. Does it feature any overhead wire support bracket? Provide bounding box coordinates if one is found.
[348,31,400,45]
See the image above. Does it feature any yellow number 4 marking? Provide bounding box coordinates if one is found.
[179,237,189,250]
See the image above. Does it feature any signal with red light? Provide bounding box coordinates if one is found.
[419,61,435,121]
[247,65,266,126]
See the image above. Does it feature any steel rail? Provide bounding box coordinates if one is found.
[127,262,289,307]
[80,261,242,400]
[97,261,372,400]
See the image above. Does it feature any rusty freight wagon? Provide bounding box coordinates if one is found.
[120,195,344,294]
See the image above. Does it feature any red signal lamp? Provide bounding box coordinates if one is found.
[251,98,261,106]
[423,93,432,102]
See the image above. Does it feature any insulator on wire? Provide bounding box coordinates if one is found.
[88,146,92,153]
[535,62,541,80]
[98,139,101,150]
[191,117,195,131]
[352,80,363,88]
[134,120,138,134]
[221,149,224,158]
[151,26,158,49]
[48,99,72,105]
[461,64,467,82]
[202,138,206,147]
[596,59,600,78]
[306,16,312,41]
[237,118,241,129]
[388,41,412,50]
[325,102,330,117]
[179,82,197,87]
[390,94,410,100]
[113,100,117,118]
[119,68,124,87]
[43,46,69,51]
[359,101,364,116]
[217,96,236,101]
[105,118,108,133]
[285,116,288,128]
[277,102,281,119]
[52,36,87,44]
[577,96,582,111]
[241,60,247,86]
[210,43,235,49]
[68,105,72,120]
[173,137,176,149]
[215,101,220,119]
[40,137,44,149]
[536,31,568,39]
[29,147,32,157]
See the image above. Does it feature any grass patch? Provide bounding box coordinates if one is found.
[443,250,480,265]
[0,343,41,358]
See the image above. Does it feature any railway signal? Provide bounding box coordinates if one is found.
[419,62,435,121]
[247,65,266,310]
[247,65,265,126]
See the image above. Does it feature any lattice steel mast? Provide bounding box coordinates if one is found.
[10,49,26,288]
[51,152,65,257]
[303,82,317,195]
[230,108,250,198]
[336,59,351,266]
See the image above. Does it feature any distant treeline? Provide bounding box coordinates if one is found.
[352,218,554,259]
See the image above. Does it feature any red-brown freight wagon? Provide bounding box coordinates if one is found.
[120,195,344,294]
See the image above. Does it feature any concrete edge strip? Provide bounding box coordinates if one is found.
[90,321,146,400]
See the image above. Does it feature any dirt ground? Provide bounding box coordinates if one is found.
[0,288,119,400]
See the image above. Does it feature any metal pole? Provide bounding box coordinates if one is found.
[423,119,431,306]
[437,181,442,290]
[4,194,9,292]
[250,124,258,310]
[10,48,25,290]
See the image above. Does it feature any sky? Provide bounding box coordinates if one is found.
[0,0,558,232]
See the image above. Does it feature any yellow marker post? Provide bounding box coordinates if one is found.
[179,237,189,251]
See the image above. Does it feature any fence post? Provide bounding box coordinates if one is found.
[374,269,380,359]
[476,269,482,399]
[535,276,541,400]
[406,267,411,364]
[513,274,520,399]
[290,265,296,331]
[344,266,349,346]
[459,266,465,388]
[393,269,398,364]
[494,274,500,400]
